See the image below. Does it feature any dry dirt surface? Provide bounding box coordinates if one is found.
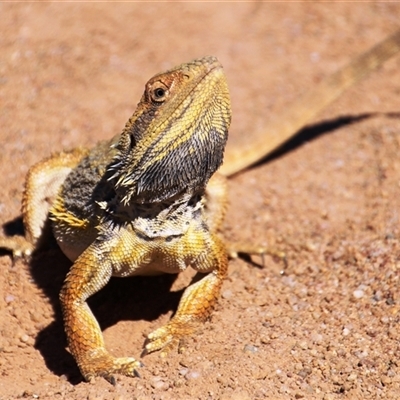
[1,3,400,400]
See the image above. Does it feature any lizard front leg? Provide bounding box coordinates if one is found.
[60,241,141,382]
[0,147,88,258]
[144,234,228,355]
[205,173,267,261]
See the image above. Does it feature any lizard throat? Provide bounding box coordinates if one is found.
[101,191,204,240]
[112,126,226,205]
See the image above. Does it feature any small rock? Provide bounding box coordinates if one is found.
[19,334,29,343]
[173,378,185,388]
[243,344,258,354]
[178,368,188,376]
[29,311,42,323]
[373,290,383,301]
[353,289,364,299]
[354,350,368,359]
[5,294,15,303]
[279,384,290,394]
[311,333,323,343]
[185,370,201,380]
[298,368,312,379]
[150,377,169,390]
[298,341,308,350]
[347,373,357,381]
[387,369,396,377]
[221,290,233,299]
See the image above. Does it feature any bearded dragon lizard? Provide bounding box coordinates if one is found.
[1,29,400,383]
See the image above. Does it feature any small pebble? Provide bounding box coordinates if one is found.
[387,369,396,377]
[19,334,29,343]
[298,341,308,350]
[353,290,364,299]
[311,333,323,343]
[173,378,185,388]
[279,384,290,394]
[373,290,383,301]
[342,328,350,336]
[5,294,15,303]
[354,350,368,359]
[185,370,201,380]
[298,367,312,379]
[221,290,233,299]
[243,344,258,353]
[150,377,169,390]
[29,311,42,323]
[347,373,357,381]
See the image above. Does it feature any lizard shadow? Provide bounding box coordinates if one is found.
[2,215,25,237]
[2,224,183,384]
[252,111,400,167]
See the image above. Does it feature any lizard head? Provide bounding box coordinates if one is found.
[109,56,231,204]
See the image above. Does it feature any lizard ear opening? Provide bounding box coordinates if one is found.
[129,134,136,150]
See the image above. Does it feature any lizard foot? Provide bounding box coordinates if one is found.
[0,236,34,261]
[79,350,143,384]
[143,320,196,357]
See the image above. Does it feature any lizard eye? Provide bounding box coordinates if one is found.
[154,87,166,98]
[149,83,169,103]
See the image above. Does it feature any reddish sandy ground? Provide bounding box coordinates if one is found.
[1,3,400,399]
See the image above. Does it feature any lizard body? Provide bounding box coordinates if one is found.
[1,30,400,382]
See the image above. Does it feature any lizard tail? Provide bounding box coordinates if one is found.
[220,28,400,177]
